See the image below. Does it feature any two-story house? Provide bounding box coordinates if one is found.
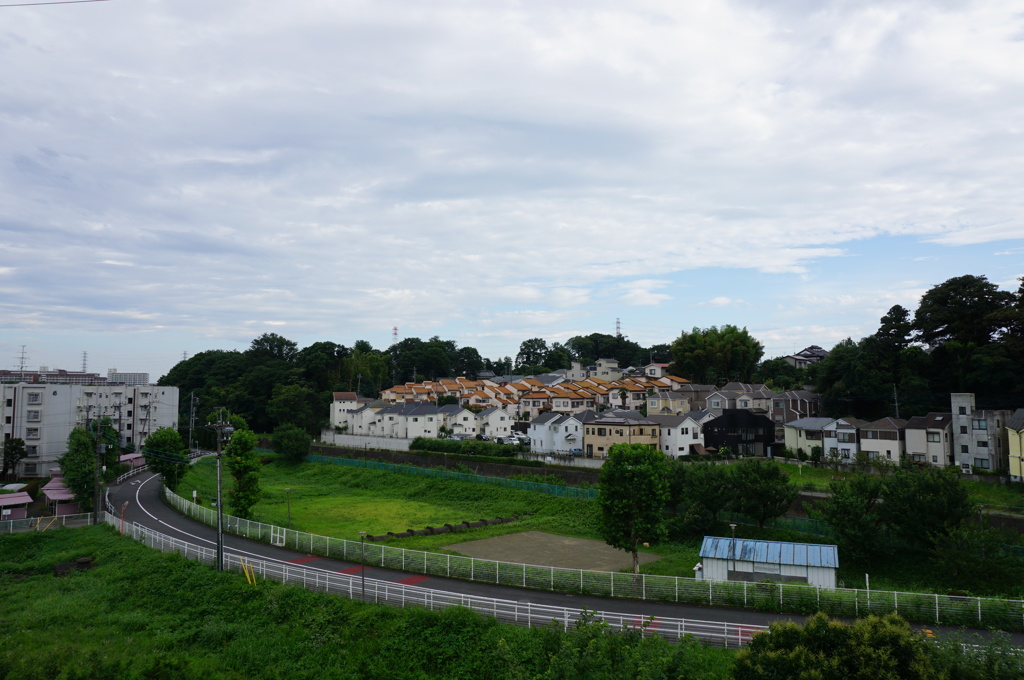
[904,413,953,467]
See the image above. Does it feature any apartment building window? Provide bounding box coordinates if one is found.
[927,432,940,442]
[26,410,40,422]
[958,406,967,415]
[931,455,938,463]
[912,454,925,462]
[4,416,9,424]
[25,428,39,439]
[974,458,990,469]
[961,444,969,453]
[972,419,987,430]
[27,393,41,404]
[960,426,968,434]
[23,463,37,476]
[977,440,988,448]
[5,399,11,407]
[26,445,38,457]
[128,397,133,404]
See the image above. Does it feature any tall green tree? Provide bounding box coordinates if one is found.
[224,429,261,519]
[59,428,97,511]
[1,438,26,479]
[913,274,1012,348]
[272,424,312,464]
[142,427,190,492]
[516,338,549,369]
[734,613,940,680]
[881,465,975,549]
[266,383,320,433]
[729,458,798,528]
[597,444,670,577]
[817,474,886,567]
[669,325,764,384]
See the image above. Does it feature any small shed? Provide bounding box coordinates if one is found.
[699,536,839,589]
[0,492,33,520]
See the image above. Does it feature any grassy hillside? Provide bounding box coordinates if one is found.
[0,526,734,680]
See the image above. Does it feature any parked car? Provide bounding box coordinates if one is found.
[568,448,583,457]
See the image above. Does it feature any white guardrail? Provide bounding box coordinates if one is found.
[161,484,1024,631]
[107,513,764,648]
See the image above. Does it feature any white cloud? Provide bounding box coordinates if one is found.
[1,0,1023,376]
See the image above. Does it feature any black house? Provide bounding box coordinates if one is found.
[703,409,776,457]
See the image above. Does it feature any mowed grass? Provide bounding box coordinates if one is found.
[180,459,603,551]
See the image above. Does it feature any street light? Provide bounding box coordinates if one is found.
[359,530,367,601]
[213,421,234,572]
[284,488,292,530]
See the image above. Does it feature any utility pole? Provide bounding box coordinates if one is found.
[210,415,234,572]
[188,392,198,453]
[92,418,105,525]
[892,383,900,419]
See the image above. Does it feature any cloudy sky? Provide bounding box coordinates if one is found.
[3,0,1023,380]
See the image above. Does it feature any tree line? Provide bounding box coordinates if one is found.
[156,273,1024,438]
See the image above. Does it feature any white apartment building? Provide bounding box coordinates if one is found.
[1,383,179,478]
[951,393,1011,472]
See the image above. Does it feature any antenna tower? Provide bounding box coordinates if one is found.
[16,345,28,373]
[392,326,399,346]
[81,351,88,373]
[615,318,622,338]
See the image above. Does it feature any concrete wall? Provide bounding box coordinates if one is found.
[319,431,412,451]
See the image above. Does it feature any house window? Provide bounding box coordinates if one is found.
[958,406,967,415]
[597,428,606,436]
[912,454,925,462]
[774,401,784,409]
[841,449,851,458]
[739,400,749,408]
[710,400,721,408]
[837,432,856,443]
[927,432,940,442]
[931,455,938,463]
[427,417,433,422]
[26,393,41,404]
[25,428,40,439]
[974,458,990,469]
[972,419,987,430]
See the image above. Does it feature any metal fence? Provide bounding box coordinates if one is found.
[306,453,598,500]
[112,515,763,647]
[164,486,1024,631]
[717,511,830,537]
[1,512,95,534]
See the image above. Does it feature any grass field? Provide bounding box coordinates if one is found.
[181,458,602,552]
[0,527,736,680]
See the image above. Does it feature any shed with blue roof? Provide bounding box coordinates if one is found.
[698,537,838,588]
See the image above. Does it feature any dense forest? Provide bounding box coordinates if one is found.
[158,274,1024,435]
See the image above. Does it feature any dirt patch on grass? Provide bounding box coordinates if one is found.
[444,530,661,572]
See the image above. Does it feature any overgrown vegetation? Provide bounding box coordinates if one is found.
[0,527,736,680]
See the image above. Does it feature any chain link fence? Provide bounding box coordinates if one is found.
[163,486,1024,631]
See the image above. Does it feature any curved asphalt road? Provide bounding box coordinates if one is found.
[108,471,1024,645]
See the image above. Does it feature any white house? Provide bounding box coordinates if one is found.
[648,413,707,458]
[904,413,953,467]
[437,404,478,437]
[477,406,514,439]
[528,412,583,454]
[822,417,867,463]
